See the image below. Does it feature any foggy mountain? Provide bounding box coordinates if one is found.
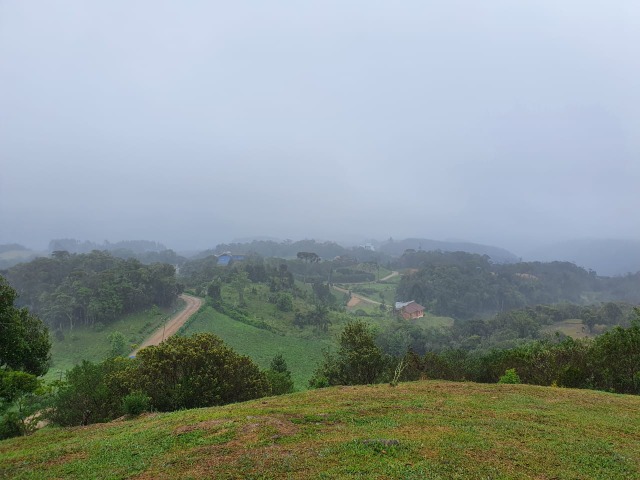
[377,238,519,264]
[526,239,640,277]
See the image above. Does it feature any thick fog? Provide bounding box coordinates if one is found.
[1,1,639,252]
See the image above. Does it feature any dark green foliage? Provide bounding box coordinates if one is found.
[180,255,222,288]
[0,276,51,377]
[108,331,126,357]
[293,304,331,332]
[0,278,51,439]
[266,354,294,395]
[408,318,640,395]
[270,353,289,374]
[0,412,23,440]
[48,333,270,426]
[0,370,40,404]
[0,369,46,439]
[589,312,640,394]
[379,301,635,356]
[135,334,270,411]
[5,251,179,331]
[47,358,132,426]
[122,391,151,416]
[269,292,294,312]
[395,251,640,320]
[311,282,335,306]
[310,320,388,387]
[206,280,222,302]
[297,252,320,263]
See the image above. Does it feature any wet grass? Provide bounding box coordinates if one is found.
[2,381,638,479]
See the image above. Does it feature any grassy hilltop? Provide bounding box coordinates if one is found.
[2,381,638,479]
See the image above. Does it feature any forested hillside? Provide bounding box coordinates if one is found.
[4,251,181,331]
[395,250,640,319]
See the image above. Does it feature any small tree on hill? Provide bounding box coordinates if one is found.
[498,368,521,384]
[230,271,250,307]
[309,320,388,387]
[266,354,294,395]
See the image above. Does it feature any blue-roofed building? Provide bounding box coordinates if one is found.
[216,253,246,266]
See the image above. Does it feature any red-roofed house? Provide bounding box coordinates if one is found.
[395,301,425,320]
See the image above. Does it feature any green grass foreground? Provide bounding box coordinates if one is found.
[2,381,638,479]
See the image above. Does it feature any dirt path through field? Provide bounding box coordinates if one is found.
[331,271,399,308]
[130,294,203,356]
[379,271,399,282]
[332,285,383,306]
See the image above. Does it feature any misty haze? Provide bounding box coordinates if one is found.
[2,1,639,257]
[1,2,639,479]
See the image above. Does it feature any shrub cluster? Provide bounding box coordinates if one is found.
[47,334,272,426]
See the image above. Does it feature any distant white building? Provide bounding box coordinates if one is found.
[361,243,375,251]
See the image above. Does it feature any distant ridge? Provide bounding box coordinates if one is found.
[378,238,519,263]
[527,238,640,276]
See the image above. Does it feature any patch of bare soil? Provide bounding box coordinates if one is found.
[347,297,361,307]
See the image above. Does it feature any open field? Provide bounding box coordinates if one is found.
[2,381,638,479]
[541,319,593,339]
[180,306,333,390]
[46,300,184,381]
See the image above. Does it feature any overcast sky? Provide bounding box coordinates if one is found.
[1,1,639,253]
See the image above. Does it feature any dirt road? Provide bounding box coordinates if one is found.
[332,285,383,307]
[130,294,203,357]
[331,271,399,308]
[379,271,399,282]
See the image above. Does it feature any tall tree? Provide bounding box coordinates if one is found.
[0,277,50,377]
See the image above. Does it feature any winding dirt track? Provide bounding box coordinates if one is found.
[331,271,399,307]
[130,294,203,356]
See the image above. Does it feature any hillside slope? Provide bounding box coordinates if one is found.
[2,381,638,479]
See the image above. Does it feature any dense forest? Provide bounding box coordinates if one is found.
[395,250,640,319]
[378,301,636,356]
[3,251,181,331]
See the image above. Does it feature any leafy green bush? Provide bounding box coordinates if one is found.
[122,391,151,416]
[108,331,126,357]
[135,334,270,411]
[498,368,521,384]
[269,292,293,312]
[310,320,388,387]
[0,412,23,440]
[47,358,133,427]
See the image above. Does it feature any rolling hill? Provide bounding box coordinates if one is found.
[1,381,638,479]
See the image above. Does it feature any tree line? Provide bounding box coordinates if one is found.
[4,251,181,331]
[396,250,640,319]
[379,301,636,356]
[310,315,640,395]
